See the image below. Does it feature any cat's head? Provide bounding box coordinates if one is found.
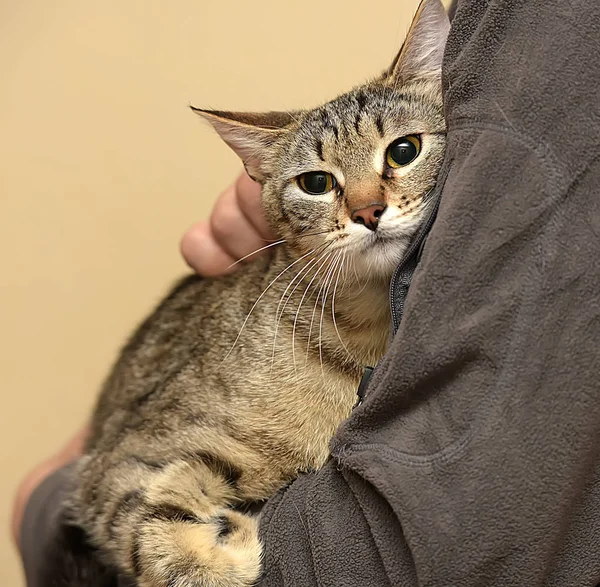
[194,0,449,280]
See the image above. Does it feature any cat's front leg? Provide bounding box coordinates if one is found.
[78,456,262,587]
[134,507,261,587]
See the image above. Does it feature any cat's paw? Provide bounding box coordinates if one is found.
[134,510,262,587]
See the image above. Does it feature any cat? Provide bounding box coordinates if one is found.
[60,1,450,585]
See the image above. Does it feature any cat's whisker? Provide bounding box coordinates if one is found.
[344,252,352,281]
[284,110,302,125]
[331,251,356,363]
[252,229,330,245]
[305,253,339,368]
[318,252,343,378]
[269,260,315,377]
[292,251,334,373]
[296,230,334,239]
[348,251,371,296]
[273,254,318,325]
[226,239,287,270]
[221,244,328,364]
[269,247,331,376]
[291,250,335,374]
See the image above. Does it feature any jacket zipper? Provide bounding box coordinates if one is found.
[389,192,440,332]
[354,192,440,409]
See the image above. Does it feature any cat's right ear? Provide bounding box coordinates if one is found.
[383,0,450,83]
[191,108,296,182]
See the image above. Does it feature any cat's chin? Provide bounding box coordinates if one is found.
[350,237,412,281]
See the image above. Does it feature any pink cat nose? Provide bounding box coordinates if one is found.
[351,204,387,231]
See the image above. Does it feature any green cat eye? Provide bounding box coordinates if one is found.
[386,135,421,168]
[298,172,337,195]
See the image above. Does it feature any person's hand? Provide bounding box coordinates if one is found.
[11,426,89,547]
[181,172,275,277]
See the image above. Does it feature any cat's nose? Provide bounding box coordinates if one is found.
[351,204,387,231]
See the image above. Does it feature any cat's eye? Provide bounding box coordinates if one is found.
[386,135,421,168]
[297,172,337,195]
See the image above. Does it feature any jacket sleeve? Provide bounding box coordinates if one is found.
[19,464,75,587]
[19,463,136,587]
[257,1,600,585]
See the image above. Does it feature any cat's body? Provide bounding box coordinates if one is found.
[61,2,450,586]
[86,249,392,505]
[76,212,414,587]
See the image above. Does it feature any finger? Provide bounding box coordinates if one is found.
[180,221,236,277]
[234,172,275,241]
[210,184,273,263]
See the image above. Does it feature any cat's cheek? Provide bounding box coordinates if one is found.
[284,194,335,235]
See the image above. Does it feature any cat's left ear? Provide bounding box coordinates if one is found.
[384,0,450,83]
[191,108,296,182]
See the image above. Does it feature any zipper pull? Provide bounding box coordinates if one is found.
[354,366,374,408]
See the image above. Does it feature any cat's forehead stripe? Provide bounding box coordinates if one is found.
[278,82,444,179]
[306,90,422,136]
[353,111,362,135]
[315,139,325,162]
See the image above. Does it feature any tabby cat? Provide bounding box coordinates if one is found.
[67,1,450,585]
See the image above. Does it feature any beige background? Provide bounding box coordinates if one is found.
[0,0,448,583]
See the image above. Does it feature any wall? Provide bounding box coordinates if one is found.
[0,0,434,583]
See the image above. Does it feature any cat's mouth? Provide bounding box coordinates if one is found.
[330,228,406,252]
[328,229,410,280]
[324,214,424,279]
